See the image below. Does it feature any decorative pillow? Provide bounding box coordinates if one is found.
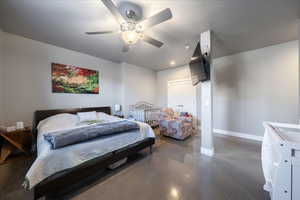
[77,111,97,122]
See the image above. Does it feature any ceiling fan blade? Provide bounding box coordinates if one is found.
[101,0,126,24]
[139,8,172,29]
[85,31,116,35]
[122,44,130,52]
[142,35,164,48]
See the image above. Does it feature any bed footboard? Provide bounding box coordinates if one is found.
[33,138,155,200]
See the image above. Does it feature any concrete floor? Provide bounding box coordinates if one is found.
[0,131,270,200]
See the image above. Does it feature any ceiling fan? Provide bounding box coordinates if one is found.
[86,0,173,52]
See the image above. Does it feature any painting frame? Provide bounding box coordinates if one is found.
[51,63,100,94]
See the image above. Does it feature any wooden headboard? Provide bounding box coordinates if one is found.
[32,106,111,153]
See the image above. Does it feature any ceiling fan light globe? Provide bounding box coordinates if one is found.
[122,31,139,44]
[138,33,144,39]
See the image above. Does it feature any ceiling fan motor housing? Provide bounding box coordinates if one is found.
[125,10,136,19]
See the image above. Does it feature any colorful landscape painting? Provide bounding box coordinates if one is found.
[52,63,99,94]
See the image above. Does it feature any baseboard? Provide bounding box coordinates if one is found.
[201,147,214,157]
[213,129,263,142]
[197,126,263,142]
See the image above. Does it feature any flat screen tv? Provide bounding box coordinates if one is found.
[189,42,210,86]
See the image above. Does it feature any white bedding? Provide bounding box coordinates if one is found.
[25,112,155,189]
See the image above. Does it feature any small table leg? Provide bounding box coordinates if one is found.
[0,143,14,164]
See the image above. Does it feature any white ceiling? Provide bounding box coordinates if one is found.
[0,0,299,70]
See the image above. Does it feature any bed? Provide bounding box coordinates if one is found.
[27,107,155,200]
[128,101,161,127]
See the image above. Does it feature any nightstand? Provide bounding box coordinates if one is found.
[0,127,32,164]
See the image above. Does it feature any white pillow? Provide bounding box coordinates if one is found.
[37,113,78,134]
[97,112,110,119]
[97,112,123,122]
[77,111,97,122]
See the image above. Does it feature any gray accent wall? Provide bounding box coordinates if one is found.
[2,33,122,125]
[157,40,299,136]
[1,32,156,126]
[213,41,298,136]
[121,63,157,117]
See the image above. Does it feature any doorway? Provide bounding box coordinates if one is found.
[167,79,197,126]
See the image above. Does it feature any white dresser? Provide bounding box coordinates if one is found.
[262,122,300,200]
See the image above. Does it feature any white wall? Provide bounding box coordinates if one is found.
[157,40,299,136]
[121,62,156,117]
[2,33,123,125]
[157,66,191,107]
[156,66,201,123]
[0,29,4,124]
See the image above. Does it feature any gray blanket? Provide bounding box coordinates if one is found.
[44,121,139,149]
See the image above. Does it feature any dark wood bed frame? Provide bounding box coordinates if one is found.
[31,106,155,200]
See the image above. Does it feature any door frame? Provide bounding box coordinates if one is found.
[167,78,198,126]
